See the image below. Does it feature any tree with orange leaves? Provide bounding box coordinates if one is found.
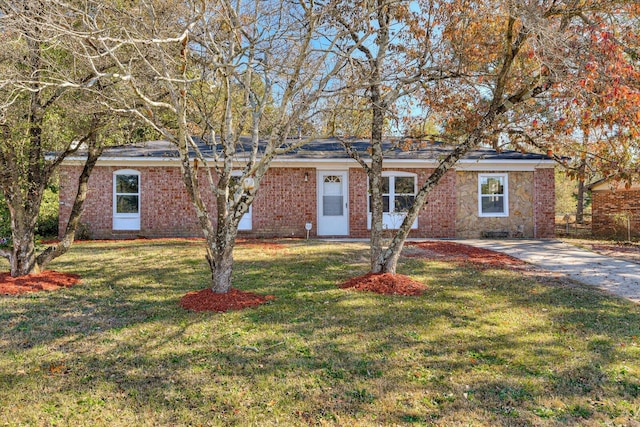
[328,0,639,274]
[505,1,639,219]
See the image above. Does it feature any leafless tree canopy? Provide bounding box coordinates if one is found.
[0,0,636,283]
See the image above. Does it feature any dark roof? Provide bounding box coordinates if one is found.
[96,137,551,161]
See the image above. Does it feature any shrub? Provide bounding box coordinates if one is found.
[0,196,10,243]
[0,185,60,243]
[36,186,59,238]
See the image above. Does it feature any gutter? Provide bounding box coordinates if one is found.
[60,155,555,171]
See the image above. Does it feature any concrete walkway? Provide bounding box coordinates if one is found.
[455,239,640,304]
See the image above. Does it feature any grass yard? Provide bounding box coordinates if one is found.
[1,239,639,426]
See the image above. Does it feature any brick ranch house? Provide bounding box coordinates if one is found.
[58,138,556,240]
[590,179,640,239]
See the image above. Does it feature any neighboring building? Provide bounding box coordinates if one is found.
[591,179,640,239]
[58,138,555,240]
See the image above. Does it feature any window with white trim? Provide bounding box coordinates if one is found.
[113,170,141,230]
[367,172,418,229]
[478,174,508,217]
[230,172,252,230]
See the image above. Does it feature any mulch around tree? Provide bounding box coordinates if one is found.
[0,240,530,308]
[180,288,276,312]
[340,241,531,296]
[179,240,285,312]
[340,273,427,296]
[0,271,81,295]
[404,240,529,270]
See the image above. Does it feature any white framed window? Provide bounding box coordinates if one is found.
[367,172,418,229]
[230,172,252,230]
[113,169,141,230]
[478,173,509,217]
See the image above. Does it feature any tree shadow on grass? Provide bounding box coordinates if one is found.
[1,240,639,425]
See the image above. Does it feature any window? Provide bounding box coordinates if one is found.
[229,172,252,230]
[323,175,344,216]
[479,174,508,217]
[113,170,141,230]
[367,172,418,229]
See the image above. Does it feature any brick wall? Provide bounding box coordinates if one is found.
[59,164,550,239]
[59,165,319,239]
[534,168,555,238]
[252,168,316,238]
[348,167,456,238]
[592,188,640,238]
[59,165,205,239]
[348,168,368,237]
[416,168,457,238]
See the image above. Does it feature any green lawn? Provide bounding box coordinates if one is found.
[1,239,639,426]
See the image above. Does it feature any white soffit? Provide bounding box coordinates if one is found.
[61,156,554,171]
[591,180,640,192]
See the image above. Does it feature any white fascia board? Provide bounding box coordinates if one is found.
[62,156,185,167]
[454,159,555,172]
[60,156,363,168]
[270,158,555,171]
[244,157,555,170]
[591,180,640,192]
[61,155,555,171]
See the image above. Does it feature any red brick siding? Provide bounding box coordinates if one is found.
[59,166,205,239]
[348,168,368,237]
[592,189,640,238]
[348,167,456,238]
[60,164,550,239]
[143,167,204,235]
[418,169,457,238]
[251,168,316,238]
[533,168,555,238]
[59,165,317,239]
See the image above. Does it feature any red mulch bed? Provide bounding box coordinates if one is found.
[2,240,525,308]
[0,271,81,295]
[180,287,275,312]
[405,241,528,270]
[340,241,530,296]
[340,273,427,296]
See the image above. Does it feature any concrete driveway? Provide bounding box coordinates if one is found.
[455,239,640,304]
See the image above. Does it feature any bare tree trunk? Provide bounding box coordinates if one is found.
[211,254,234,293]
[4,39,47,276]
[576,156,587,224]
[365,8,550,275]
[0,2,136,277]
[375,109,504,274]
[369,93,386,273]
[72,0,364,294]
[366,1,390,274]
[210,227,238,293]
[3,128,103,276]
[10,215,40,276]
[36,137,103,269]
[576,178,585,224]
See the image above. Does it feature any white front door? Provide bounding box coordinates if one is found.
[113,170,141,231]
[318,171,349,236]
